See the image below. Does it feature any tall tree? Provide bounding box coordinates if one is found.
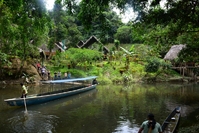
[1,0,49,61]
[50,1,82,48]
[114,25,132,44]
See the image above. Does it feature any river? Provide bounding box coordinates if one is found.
[0,82,199,133]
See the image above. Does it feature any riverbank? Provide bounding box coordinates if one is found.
[0,74,197,86]
[1,57,198,85]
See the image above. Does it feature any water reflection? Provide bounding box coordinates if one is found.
[113,119,140,133]
[6,111,58,133]
[1,83,199,133]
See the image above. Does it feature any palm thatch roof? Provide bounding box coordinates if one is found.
[164,44,186,60]
[76,40,84,48]
[75,36,110,53]
[103,46,109,54]
[39,42,65,53]
[77,35,102,48]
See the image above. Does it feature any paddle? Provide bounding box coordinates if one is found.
[23,96,28,113]
[148,126,152,133]
[148,121,152,133]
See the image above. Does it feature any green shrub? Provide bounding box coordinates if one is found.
[97,76,112,84]
[145,57,160,73]
[69,69,86,78]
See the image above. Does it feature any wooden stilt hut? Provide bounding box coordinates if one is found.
[164,44,196,79]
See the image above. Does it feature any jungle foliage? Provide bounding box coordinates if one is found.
[1,1,199,131]
[1,0,199,81]
[1,0,199,61]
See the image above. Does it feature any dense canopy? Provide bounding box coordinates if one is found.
[0,0,199,68]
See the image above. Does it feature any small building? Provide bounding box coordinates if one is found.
[76,35,109,54]
[164,44,186,61]
[39,42,66,59]
[164,44,197,78]
[76,41,84,48]
[83,36,100,48]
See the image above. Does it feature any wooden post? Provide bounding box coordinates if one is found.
[183,67,184,79]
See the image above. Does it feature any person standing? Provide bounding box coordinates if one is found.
[64,72,67,79]
[41,66,46,77]
[58,71,61,79]
[20,83,28,98]
[54,72,57,80]
[92,78,98,85]
[67,72,71,79]
[48,70,51,80]
[36,62,41,71]
[138,113,162,133]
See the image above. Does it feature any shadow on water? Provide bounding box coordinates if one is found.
[27,89,98,113]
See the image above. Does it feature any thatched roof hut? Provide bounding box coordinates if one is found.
[164,44,186,60]
[78,35,102,48]
[75,35,109,53]
[76,40,84,48]
[103,46,109,55]
[38,42,66,58]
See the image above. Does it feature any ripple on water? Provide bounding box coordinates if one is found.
[113,118,140,133]
[6,110,59,133]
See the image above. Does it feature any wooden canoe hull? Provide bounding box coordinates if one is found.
[4,85,96,106]
[162,107,181,133]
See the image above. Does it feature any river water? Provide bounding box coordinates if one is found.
[0,82,199,133]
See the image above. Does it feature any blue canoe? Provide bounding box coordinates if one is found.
[41,76,98,84]
[4,84,97,106]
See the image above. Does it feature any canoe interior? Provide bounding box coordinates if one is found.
[4,84,96,106]
[37,85,87,96]
[162,107,181,133]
